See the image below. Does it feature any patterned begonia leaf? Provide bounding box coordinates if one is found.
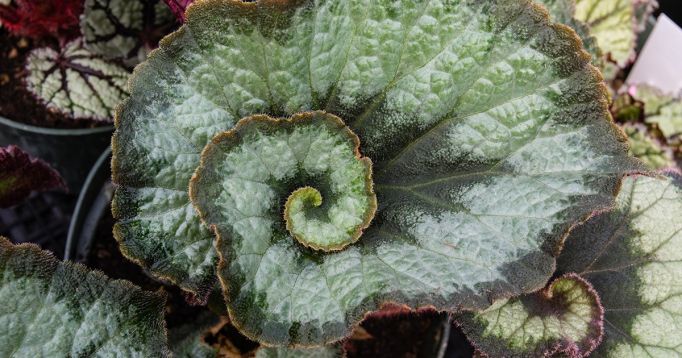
[573,0,656,66]
[112,0,639,345]
[169,311,221,358]
[535,0,603,68]
[191,112,377,252]
[0,237,169,356]
[622,123,674,170]
[557,174,682,356]
[164,0,193,21]
[0,145,66,208]
[81,0,177,67]
[457,273,604,357]
[25,38,129,122]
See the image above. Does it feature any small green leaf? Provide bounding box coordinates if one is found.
[0,145,66,208]
[623,124,674,170]
[457,273,604,358]
[573,0,656,66]
[25,38,129,122]
[558,174,682,356]
[112,0,638,345]
[633,86,682,139]
[169,311,221,358]
[0,237,169,356]
[81,0,177,66]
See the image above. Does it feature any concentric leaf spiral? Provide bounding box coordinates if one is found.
[112,0,639,345]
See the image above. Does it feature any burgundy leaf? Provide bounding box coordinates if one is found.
[0,0,83,40]
[0,145,66,208]
[164,0,192,21]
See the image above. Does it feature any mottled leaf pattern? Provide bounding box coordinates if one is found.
[458,273,604,358]
[0,238,169,356]
[81,0,177,66]
[635,86,682,139]
[557,174,682,356]
[0,145,66,208]
[25,39,129,122]
[112,0,637,345]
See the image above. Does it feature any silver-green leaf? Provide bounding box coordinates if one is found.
[112,0,638,345]
[0,237,169,357]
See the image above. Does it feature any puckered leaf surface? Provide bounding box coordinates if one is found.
[25,38,129,122]
[457,273,604,357]
[0,145,66,208]
[557,174,682,356]
[112,0,638,345]
[0,237,169,356]
[81,0,177,66]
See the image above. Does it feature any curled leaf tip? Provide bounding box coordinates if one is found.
[193,111,376,253]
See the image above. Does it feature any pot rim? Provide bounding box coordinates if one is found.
[0,115,113,136]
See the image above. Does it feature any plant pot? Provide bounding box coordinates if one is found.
[0,115,113,193]
[64,147,112,262]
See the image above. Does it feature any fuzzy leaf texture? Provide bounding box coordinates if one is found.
[25,39,130,122]
[573,0,657,66]
[164,0,193,21]
[457,273,604,357]
[81,0,177,67]
[112,0,638,345]
[557,173,682,356]
[0,0,82,40]
[535,0,603,68]
[0,145,65,208]
[0,238,169,356]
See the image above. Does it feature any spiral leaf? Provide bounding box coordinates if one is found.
[191,112,376,252]
[112,0,640,345]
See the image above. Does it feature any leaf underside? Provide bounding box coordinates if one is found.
[557,174,682,356]
[112,0,637,345]
[25,38,130,122]
[164,0,193,21]
[0,145,66,208]
[81,0,177,67]
[457,273,604,358]
[0,237,169,356]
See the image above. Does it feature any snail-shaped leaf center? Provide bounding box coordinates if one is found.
[191,111,376,252]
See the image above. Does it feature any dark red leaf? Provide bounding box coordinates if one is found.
[0,145,66,208]
[0,0,83,40]
[164,0,192,21]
